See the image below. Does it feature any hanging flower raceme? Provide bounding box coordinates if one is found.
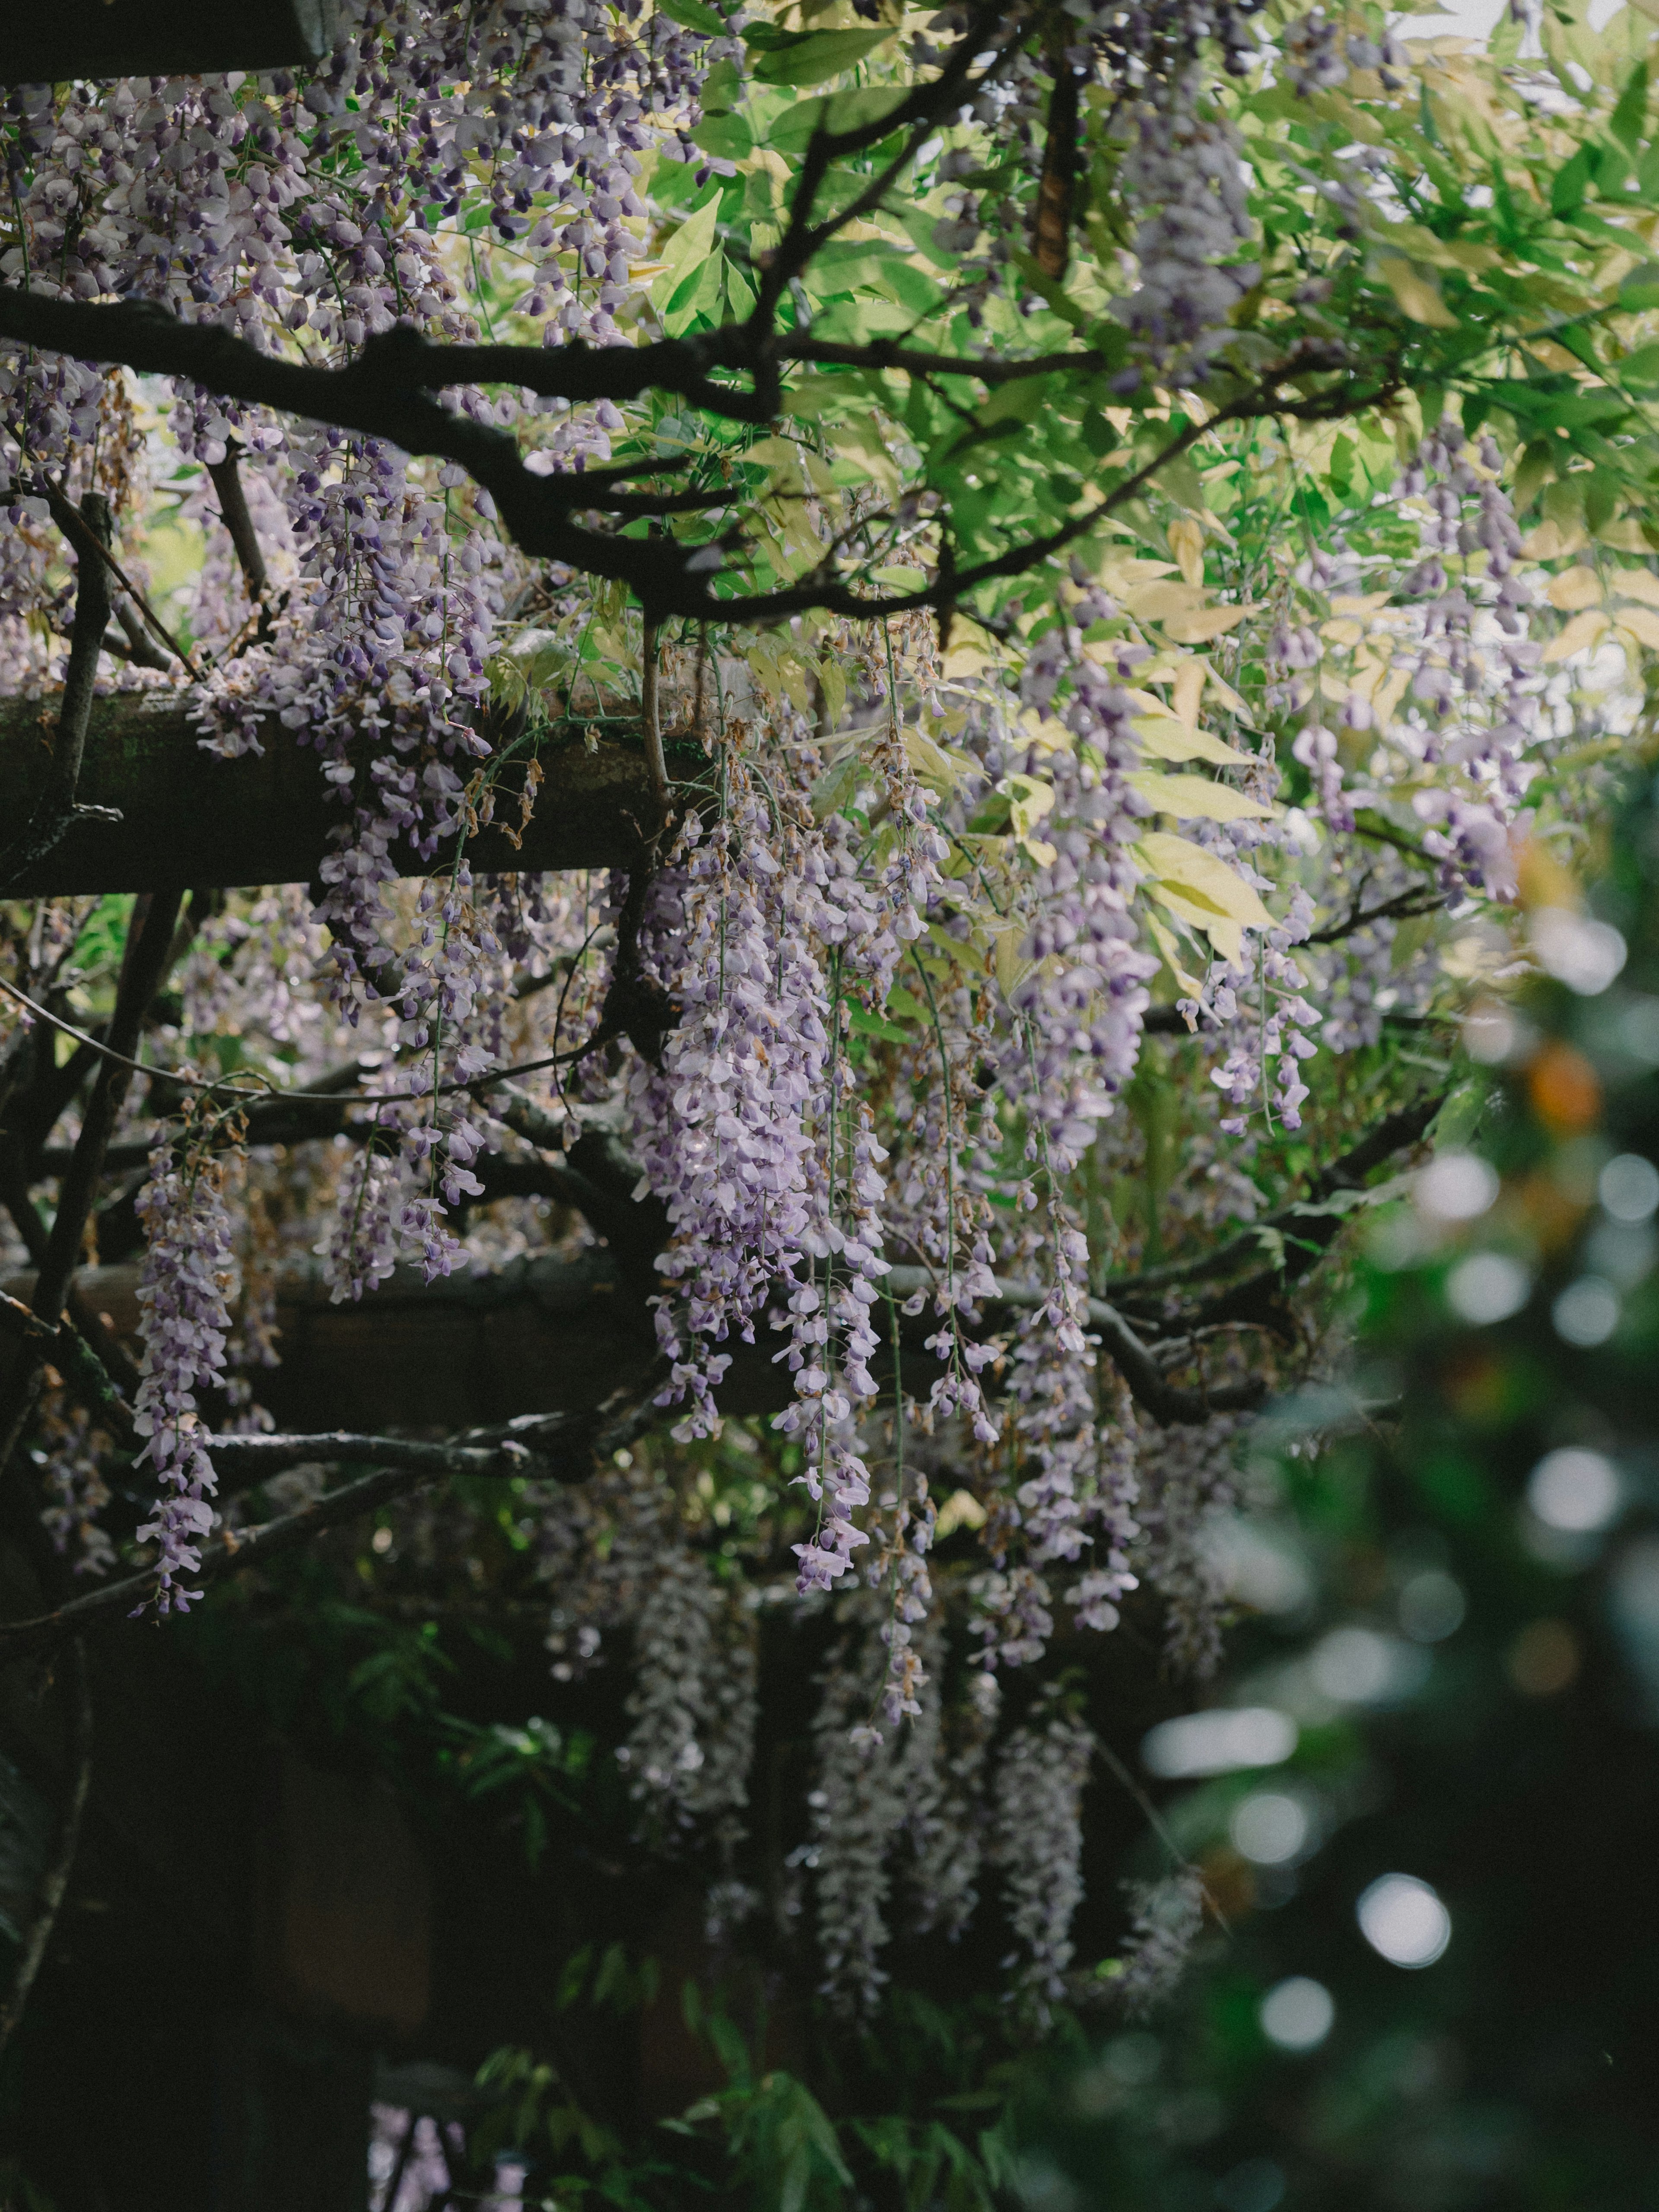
[1004,596,1159,1169]
[805,1602,949,2014]
[1112,74,1260,391]
[991,1699,1096,2022]
[35,1394,116,1579]
[320,864,509,1298]
[618,1547,757,1840]
[628,788,836,1441]
[1112,1867,1209,2017]
[132,1115,243,1613]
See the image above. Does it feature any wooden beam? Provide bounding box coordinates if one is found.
[1,691,666,895]
[1,0,337,83]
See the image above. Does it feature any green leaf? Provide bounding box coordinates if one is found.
[823,82,909,132]
[1621,340,1659,387]
[768,95,832,153]
[1611,61,1649,155]
[657,0,727,33]
[700,56,742,111]
[746,25,894,86]
[1551,143,1595,216]
[847,1004,910,1043]
[654,198,725,332]
[653,194,720,304]
[692,111,752,161]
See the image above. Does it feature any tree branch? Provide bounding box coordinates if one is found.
[0,1638,91,2061]
[0,890,183,1479]
[0,290,1383,628]
[205,440,270,611]
[0,492,121,892]
[0,1410,595,1665]
[1109,1087,1447,1308]
[1304,885,1447,946]
[881,1265,1266,1427]
[38,479,198,676]
[0,1292,137,1448]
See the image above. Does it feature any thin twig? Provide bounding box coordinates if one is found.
[881,1263,1266,1427]
[1095,1736,1233,1938]
[0,1292,137,1447]
[0,1413,596,1664]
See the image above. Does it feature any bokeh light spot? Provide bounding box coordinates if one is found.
[1259,1977,1335,2050]
[1552,1277,1621,1346]
[1528,1446,1621,1532]
[1599,1152,1659,1222]
[1215,2158,1287,2212]
[1230,1792,1310,1866]
[1398,1570,1466,1643]
[1445,1253,1532,1324]
[1141,1707,1297,1780]
[1531,908,1628,995]
[1416,1152,1499,1223]
[1356,1874,1451,1968]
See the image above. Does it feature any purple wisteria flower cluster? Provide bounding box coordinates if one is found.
[130,1123,241,1613]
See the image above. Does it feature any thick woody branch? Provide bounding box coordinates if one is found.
[0,284,1380,626]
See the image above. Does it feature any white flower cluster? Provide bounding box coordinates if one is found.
[991,1701,1096,2023]
[1112,1866,1208,2018]
[619,1548,757,1840]
[35,1394,116,1579]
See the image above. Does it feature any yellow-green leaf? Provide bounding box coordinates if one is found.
[1147,884,1244,966]
[1546,566,1603,611]
[1376,256,1458,328]
[1135,832,1276,930]
[1145,910,1206,997]
[1001,772,1055,841]
[1132,715,1254,767]
[1542,608,1611,661]
[1161,605,1251,644]
[1127,771,1274,823]
[905,726,973,791]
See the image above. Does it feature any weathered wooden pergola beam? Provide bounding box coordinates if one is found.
[1,692,664,894]
[2,0,337,84]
